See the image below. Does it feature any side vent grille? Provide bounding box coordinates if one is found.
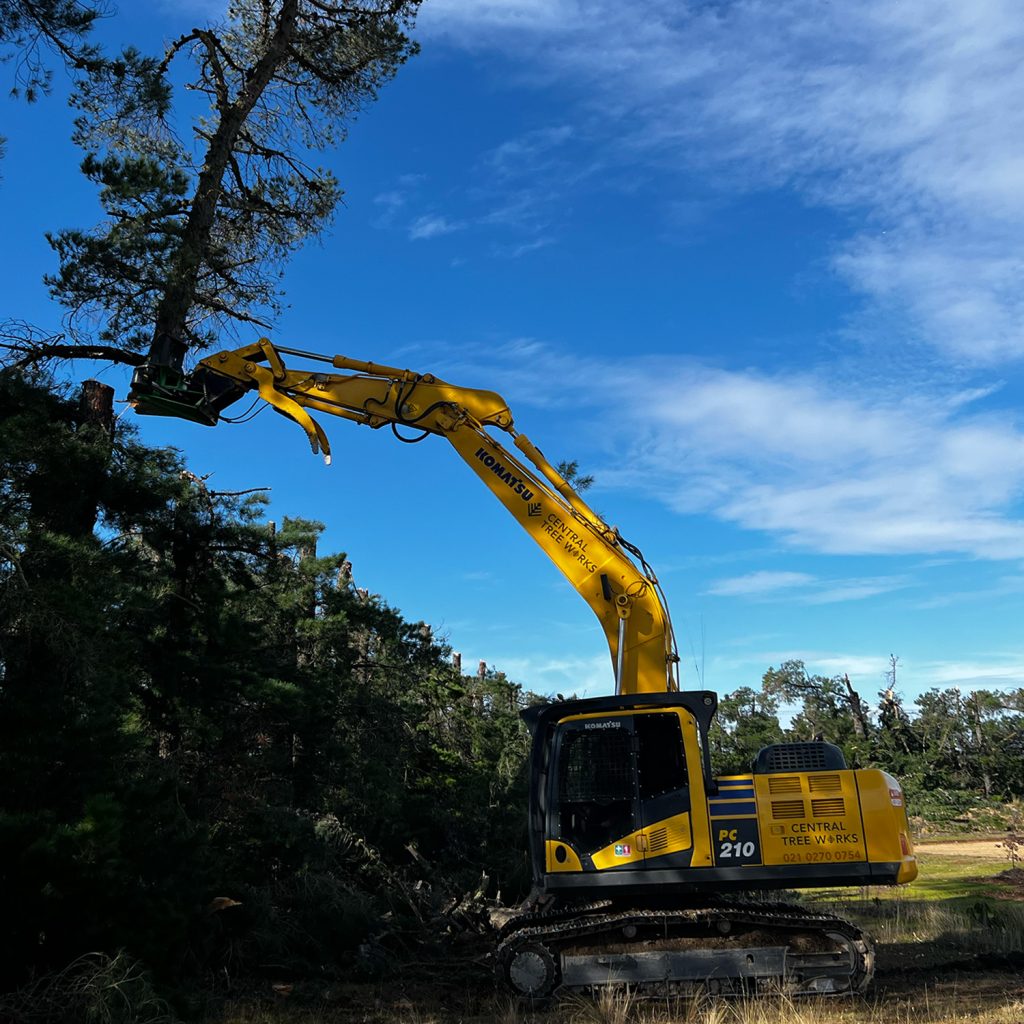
[811,798,846,817]
[771,799,805,819]
[808,774,842,793]
[768,776,803,794]
[648,828,669,853]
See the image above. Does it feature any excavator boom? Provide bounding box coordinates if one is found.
[130,338,679,695]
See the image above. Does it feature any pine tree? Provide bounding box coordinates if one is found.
[37,0,420,370]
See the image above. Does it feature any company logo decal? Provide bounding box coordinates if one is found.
[474,447,534,501]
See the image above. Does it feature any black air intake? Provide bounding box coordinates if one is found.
[753,741,847,774]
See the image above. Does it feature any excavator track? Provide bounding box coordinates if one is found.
[495,901,874,1000]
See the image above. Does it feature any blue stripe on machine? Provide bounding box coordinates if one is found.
[710,801,757,817]
[717,778,753,786]
[712,790,754,800]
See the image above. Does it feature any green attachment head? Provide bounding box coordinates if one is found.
[128,362,248,425]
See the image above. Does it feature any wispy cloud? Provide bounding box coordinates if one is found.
[707,571,911,604]
[424,0,578,32]
[372,190,407,228]
[911,574,1024,610]
[486,126,574,179]
[424,0,1024,364]
[807,578,913,605]
[707,571,814,598]
[438,342,1024,561]
[408,214,464,241]
[609,363,1024,559]
[922,657,1024,691]
[472,126,588,244]
[491,236,554,259]
[471,651,613,698]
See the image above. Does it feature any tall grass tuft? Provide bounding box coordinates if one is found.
[836,896,1024,953]
[0,951,175,1024]
[568,986,638,1024]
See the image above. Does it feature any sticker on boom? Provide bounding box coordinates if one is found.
[474,447,535,501]
[614,844,632,857]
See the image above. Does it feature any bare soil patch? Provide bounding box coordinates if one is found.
[916,839,1009,859]
[995,867,1024,898]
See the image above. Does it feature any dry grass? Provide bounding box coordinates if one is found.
[213,852,1024,1024]
[835,895,1024,952]
[214,980,1024,1024]
[0,951,175,1024]
[505,987,1024,1024]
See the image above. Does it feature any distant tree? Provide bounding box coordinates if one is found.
[874,684,920,777]
[913,687,974,791]
[710,686,783,774]
[963,689,1024,798]
[762,661,862,755]
[28,0,420,373]
[557,459,595,493]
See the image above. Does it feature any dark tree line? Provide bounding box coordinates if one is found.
[0,372,533,998]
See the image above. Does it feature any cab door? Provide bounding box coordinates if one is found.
[634,711,694,866]
[548,716,642,869]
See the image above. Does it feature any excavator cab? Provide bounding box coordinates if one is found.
[523,692,718,893]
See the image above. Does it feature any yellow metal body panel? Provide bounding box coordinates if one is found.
[643,811,692,857]
[681,717,713,867]
[855,769,918,883]
[755,770,867,867]
[545,840,583,872]
[591,829,647,869]
[591,812,692,869]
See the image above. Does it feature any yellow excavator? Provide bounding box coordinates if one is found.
[129,339,917,998]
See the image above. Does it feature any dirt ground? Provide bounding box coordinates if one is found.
[915,838,1009,858]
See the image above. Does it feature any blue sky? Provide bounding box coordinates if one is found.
[3,0,1024,705]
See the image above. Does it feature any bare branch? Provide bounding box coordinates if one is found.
[1,339,145,369]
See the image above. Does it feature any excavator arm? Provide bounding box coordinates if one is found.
[129,338,679,695]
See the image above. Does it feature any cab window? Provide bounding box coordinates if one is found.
[636,713,687,799]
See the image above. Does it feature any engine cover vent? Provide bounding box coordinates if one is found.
[754,742,847,774]
[811,798,846,817]
[771,799,805,819]
[808,774,842,792]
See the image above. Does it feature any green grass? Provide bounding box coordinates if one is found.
[809,851,1008,904]
[805,849,1024,967]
